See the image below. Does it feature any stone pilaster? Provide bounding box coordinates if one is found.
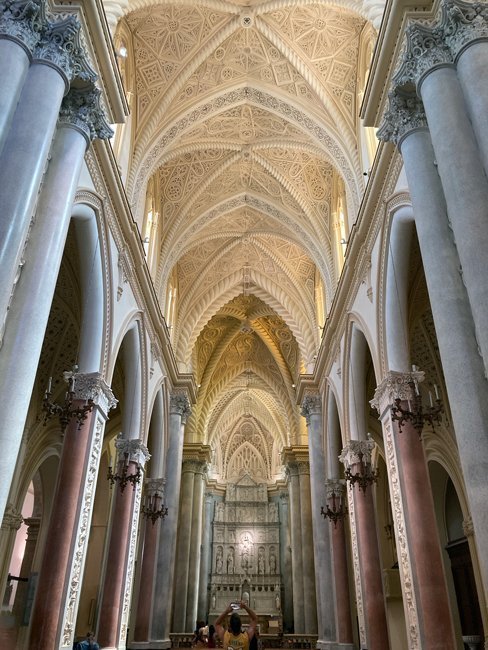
[285,460,304,633]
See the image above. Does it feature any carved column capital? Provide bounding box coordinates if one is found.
[144,477,165,498]
[0,0,46,55]
[325,478,346,500]
[339,439,375,469]
[370,369,425,417]
[378,88,428,147]
[297,460,310,476]
[70,371,117,418]
[170,391,192,422]
[300,390,322,426]
[394,22,454,89]
[1,502,23,530]
[440,0,488,59]
[33,15,96,89]
[182,458,207,475]
[279,491,289,504]
[115,435,151,467]
[285,461,299,479]
[59,86,113,145]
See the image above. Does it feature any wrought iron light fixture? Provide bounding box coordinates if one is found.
[340,438,378,495]
[107,451,142,492]
[391,374,443,435]
[321,480,347,527]
[42,366,94,431]
[141,479,168,524]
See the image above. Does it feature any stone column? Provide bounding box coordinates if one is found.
[97,438,150,649]
[172,459,197,632]
[185,458,207,632]
[394,20,488,374]
[301,391,335,645]
[12,517,40,626]
[0,15,96,338]
[197,493,214,622]
[0,87,111,531]
[324,480,353,647]
[287,462,304,633]
[28,374,116,650]
[371,371,457,649]
[340,440,389,650]
[440,1,488,177]
[379,88,488,603]
[0,0,45,155]
[297,460,317,634]
[151,391,192,646]
[134,478,166,642]
[278,492,293,632]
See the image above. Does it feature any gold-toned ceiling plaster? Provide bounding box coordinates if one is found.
[120,0,371,479]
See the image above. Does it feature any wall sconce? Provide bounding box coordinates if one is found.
[321,480,347,526]
[107,436,150,493]
[339,438,378,495]
[141,478,168,524]
[42,366,94,431]
[391,370,443,435]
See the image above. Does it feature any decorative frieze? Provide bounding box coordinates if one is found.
[300,391,322,426]
[370,370,425,418]
[59,86,113,144]
[377,88,428,147]
[0,0,46,54]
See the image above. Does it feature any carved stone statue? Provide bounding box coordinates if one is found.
[227,549,234,574]
[216,548,223,574]
[269,552,276,574]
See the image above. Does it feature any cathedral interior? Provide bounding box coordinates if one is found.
[0,0,488,649]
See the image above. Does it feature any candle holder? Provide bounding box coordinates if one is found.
[339,439,378,495]
[141,478,168,524]
[42,366,94,431]
[391,380,443,435]
[322,480,347,526]
[107,452,142,492]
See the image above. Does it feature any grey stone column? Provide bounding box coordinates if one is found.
[0,15,96,337]
[278,492,293,632]
[185,460,207,632]
[12,516,41,626]
[0,87,111,528]
[394,20,488,374]
[297,460,317,634]
[151,392,191,646]
[197,493,214,622]
[441,1,488,177]
[379,88,488,602]
[0,0,45,155]
[287,462,304,633]
[301,391,335,645]
[172,460,196,632]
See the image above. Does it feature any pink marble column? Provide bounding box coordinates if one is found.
[97,461,138,649]
[12,517,40,625]
[97,437,150,648]
[133,478,165,641]
[372,371,456,650]
[325,482,353,644]
[340,441,389,650]
[29,404,97,650]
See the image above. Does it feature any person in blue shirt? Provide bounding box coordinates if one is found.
[78,632,99,650]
